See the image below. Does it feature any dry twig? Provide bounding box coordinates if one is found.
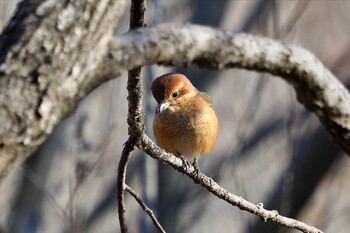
[125,185,166,233]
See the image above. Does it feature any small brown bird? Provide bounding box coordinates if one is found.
[151,73,218,172]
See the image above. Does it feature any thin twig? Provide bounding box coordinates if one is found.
[117,139,135,233]
[140,133,323,233]
[125,184,166,233]
[116,0,146,232]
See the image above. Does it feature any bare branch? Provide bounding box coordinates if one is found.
[117,140,134,233]
[116,0,146,232]
[140,134,323,233]
[104,23,350,156]
[125,184,166,233]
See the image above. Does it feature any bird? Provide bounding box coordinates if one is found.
[151,73,218,173]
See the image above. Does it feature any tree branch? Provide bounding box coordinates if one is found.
[116,0,146,232]
[102,23,350,156]
[125,184,165,233]
[117,139,134,233]
[140,134,323,233]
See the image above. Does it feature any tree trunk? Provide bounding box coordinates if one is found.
[0,0,127,180]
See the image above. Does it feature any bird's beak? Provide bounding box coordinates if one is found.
[156,101,170,113]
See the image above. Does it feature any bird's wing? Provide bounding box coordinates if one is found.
[197,92,213,107]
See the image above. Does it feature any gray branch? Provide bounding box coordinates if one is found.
[105,23,350,156]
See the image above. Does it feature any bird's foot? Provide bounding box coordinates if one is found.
[192,157,200,174]
[192,157,204,182]
[179,155,191,170]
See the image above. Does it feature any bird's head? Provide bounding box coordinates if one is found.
[151,73,197,113]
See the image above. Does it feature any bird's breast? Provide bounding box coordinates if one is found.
[153,97,218,158]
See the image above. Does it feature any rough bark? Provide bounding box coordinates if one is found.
[0,0,127,180]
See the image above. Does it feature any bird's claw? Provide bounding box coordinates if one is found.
[179,155,191,170]
[192,158,204,182]
[192,157,200,174]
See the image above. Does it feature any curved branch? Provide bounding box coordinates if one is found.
[140,134,323,233]
[104,23,350,156]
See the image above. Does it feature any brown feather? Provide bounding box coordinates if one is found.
[152,73,218,158]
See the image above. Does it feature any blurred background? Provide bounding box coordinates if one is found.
[1,0,350,232]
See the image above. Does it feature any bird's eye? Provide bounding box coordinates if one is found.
[172,91,178,98]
